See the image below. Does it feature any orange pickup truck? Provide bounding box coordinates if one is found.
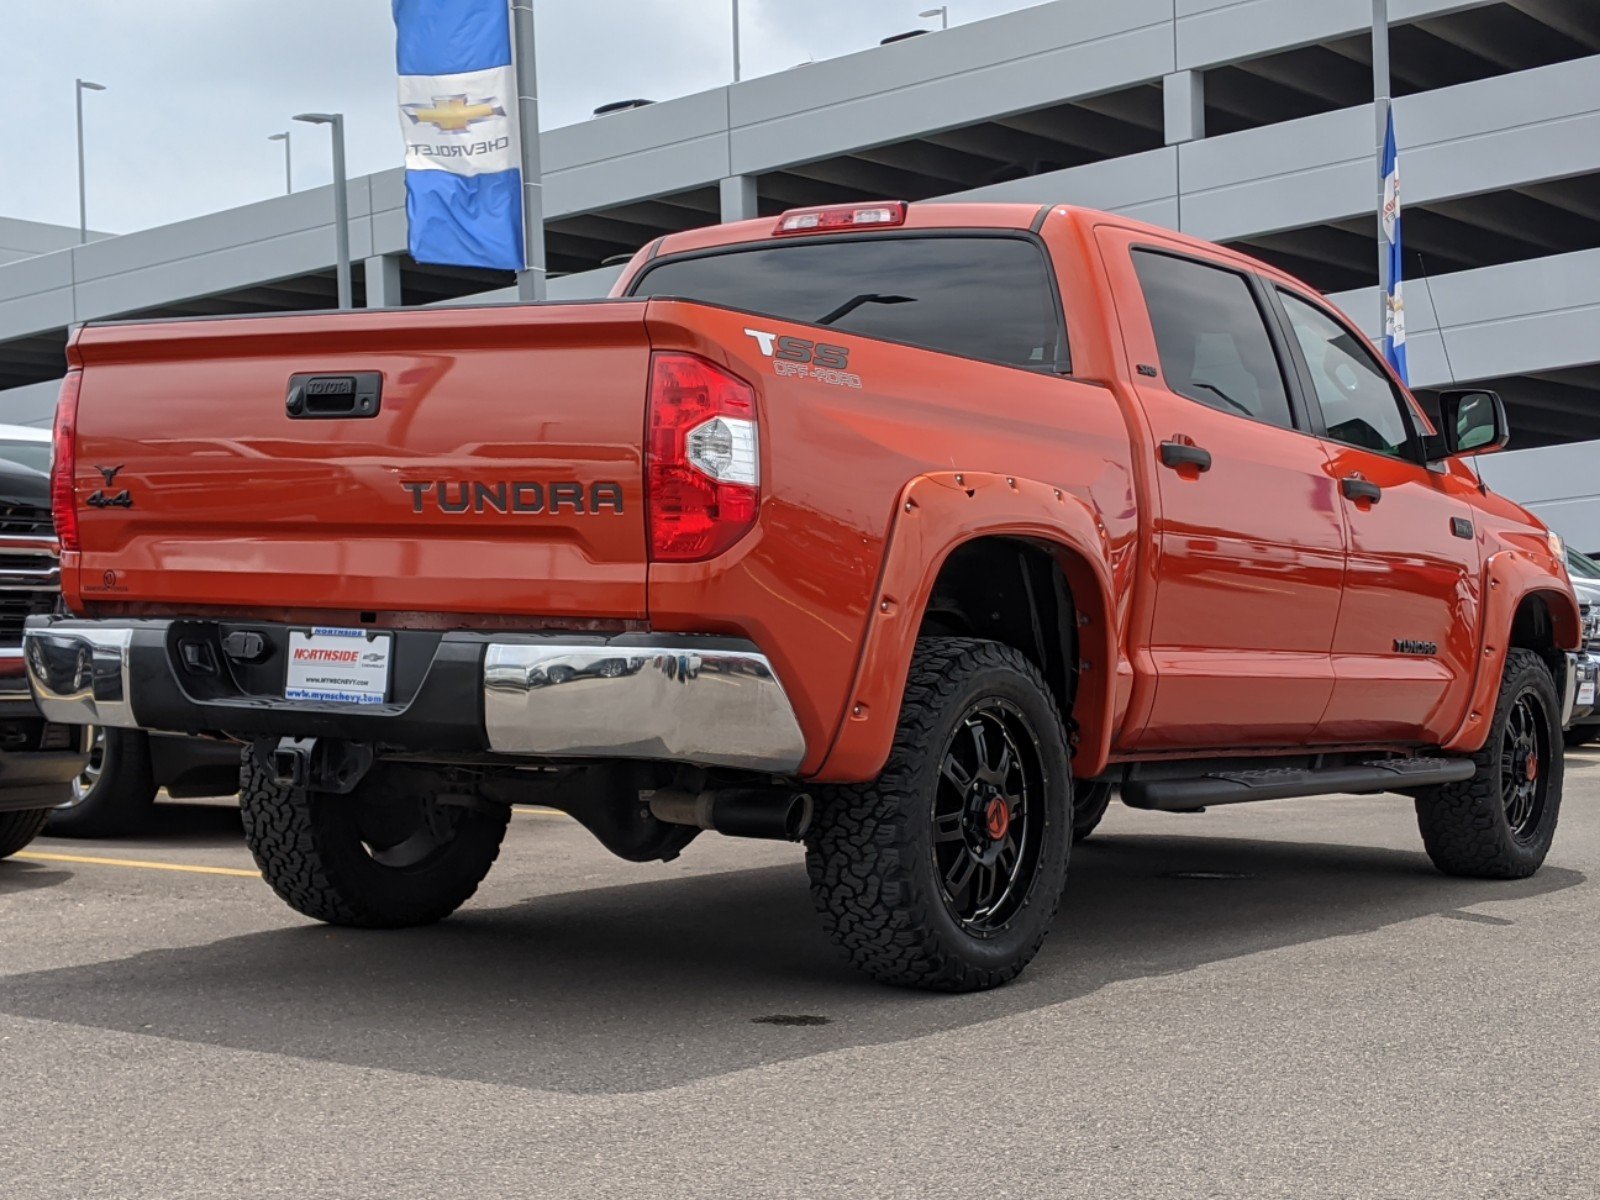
[26,202,1580,991]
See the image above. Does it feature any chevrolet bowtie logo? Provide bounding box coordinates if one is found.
[403,94,506,134]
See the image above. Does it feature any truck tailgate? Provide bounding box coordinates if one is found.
[66,302,651,619]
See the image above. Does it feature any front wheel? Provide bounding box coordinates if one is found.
[1415,648,1563,879]
[239,755,510,928]
[1072,780,1115,842]
[806,638,1072,992]
[1562,726,1596,750]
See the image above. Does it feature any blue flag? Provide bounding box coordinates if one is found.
[392,0,524,271]
[1381,109,1408,384]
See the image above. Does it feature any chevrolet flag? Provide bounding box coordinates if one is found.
[392,0,523,271]
[1381,108,1407,384]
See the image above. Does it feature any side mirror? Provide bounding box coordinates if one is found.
[1436,389,1510,458]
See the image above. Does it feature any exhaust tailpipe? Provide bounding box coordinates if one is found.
[649,787,813,841]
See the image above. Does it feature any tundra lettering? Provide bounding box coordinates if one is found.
[400,480,625,515]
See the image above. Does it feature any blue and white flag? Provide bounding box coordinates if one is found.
[1380,108,1408,384]
[393,0,524,271]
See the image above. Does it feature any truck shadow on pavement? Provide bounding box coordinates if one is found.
[0,831,1582,1095]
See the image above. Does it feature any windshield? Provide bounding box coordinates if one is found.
[1568,547,1600,580]
[0,438,50,475]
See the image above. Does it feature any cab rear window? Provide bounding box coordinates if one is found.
[628,235,1065,370]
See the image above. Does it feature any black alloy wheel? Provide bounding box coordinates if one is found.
[1415,647,1563,879]
[932,699,1046,934]
[1500,692,1549,843]
[806,637,1073,991]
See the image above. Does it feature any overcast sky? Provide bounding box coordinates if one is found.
[2,0,1047,234]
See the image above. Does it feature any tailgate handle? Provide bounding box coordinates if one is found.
[287,372,382,419]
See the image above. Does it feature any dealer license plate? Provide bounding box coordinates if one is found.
[285,627,392,705]
[1580,682,1595,707]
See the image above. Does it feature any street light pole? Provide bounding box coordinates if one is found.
[732,0,742,81]
[1373,0,1391,344]
[293,113,351,309]
[920,7,949,31]
[75,79,106,244]
[510,0,548,302]
[268,132,291,195]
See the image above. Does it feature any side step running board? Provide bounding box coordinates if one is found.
[1122,756,1476,812]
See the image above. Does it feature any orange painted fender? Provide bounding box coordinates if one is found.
[1443,547,1580,754]
[812,471,1124,784]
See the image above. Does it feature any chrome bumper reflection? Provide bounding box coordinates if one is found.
[23,625,137,728]
[484,643,806,773]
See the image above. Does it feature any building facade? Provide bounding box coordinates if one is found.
[3,0,1598,539]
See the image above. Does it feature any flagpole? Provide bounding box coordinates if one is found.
[511,0,547,301]
[1373,0,1391,353]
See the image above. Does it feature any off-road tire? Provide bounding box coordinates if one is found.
[239,754,510,928]
[805,637,1072,992]
[1415,648,1563,879]
[0,808,50,859]
[47,728,158,838]
[1073,780,1114,842]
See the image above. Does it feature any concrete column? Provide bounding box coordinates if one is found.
[720,175,759,223]
[1163,70,1205,146]
[364,253,402,309]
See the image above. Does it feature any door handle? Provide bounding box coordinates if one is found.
[1159,441,1212,472]
[1341,476,1382,504]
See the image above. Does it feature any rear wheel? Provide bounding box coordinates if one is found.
[47,728,158,838]
[239,755,510,928]
[806,638,1072,992]
[0,808,50,860]
[1415,648,1563,879]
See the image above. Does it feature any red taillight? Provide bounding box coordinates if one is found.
[646,353,760,562]
[52,369,82,553]
[774,201,907,235]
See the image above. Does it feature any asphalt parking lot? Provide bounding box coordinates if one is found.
[2,756,1598,1200]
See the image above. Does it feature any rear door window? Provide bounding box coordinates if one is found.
[1131,250,1296,431]
[629,235,1064,370]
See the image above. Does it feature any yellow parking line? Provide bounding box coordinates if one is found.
[10,810,565,877]
[13,851,260,879]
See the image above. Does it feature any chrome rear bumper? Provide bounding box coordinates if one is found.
[24,618,806,774]
[483,644,806,771]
